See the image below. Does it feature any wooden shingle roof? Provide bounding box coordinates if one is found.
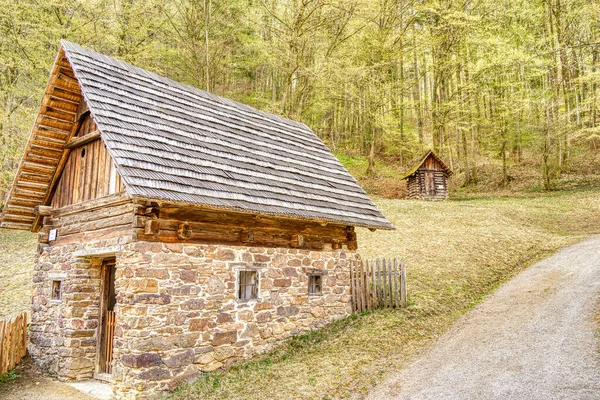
[401,150,453,180]
[1,40,392,231]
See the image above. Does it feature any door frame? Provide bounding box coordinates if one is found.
[423,171,436,196]
[95,257,116,379]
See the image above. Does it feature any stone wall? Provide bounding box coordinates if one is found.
[112,242,358,399]
[29,235,131,380]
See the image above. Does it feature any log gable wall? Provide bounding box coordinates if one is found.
[51,113,124,209]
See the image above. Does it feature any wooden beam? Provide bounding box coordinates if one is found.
[32,205,53,233]
[34,205,53,216]
[64,130,100,149]
[0,221,33,230]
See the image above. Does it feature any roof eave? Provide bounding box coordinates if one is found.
[129,195,395,231]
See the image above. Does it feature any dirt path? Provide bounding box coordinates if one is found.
[368,235,600,400]
[0,357,96,400]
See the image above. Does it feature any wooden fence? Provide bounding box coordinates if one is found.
[350,258,407,313]
[0,312,27,375]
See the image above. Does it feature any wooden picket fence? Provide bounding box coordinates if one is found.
[350,258,407,313]
[0,312,28,375]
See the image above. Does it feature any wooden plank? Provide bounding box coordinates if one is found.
[90,140,99,199]
[388,259,393,308]
[376,259,381,309]
[0,320,5,375]
[358,261,364,313]
[365,260,371,311]
[400,259,407,307]
[360,260,370,311]
[393,258,399,308]
[21,313,27,357]
[370,260,375,309]
[349,262,356,313]
[8,316,15,370]
[381,258,388,308]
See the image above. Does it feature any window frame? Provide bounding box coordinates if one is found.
[308,274,323,295]
[51,280,63,301]
[237,270,259,301]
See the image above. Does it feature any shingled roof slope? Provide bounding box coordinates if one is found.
[401,150,453,180]
[41,41,391,230]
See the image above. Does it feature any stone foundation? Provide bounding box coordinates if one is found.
[29,239,357,399]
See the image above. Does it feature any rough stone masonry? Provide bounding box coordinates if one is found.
[29,237,358,399]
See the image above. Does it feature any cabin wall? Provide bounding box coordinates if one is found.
[29,237,133,381]
[30,198,359,398]
[111,241,357,398]
[29,194,135,380]
[41,193,134,246]
[52,113,125,209]
[405,171,448,200]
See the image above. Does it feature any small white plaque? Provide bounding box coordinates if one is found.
[48,229,58,241]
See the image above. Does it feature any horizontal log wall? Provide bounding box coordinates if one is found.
[406,171,448,200]
[39,194,357,251]
[133,201,356,251]
[41,193,133,245]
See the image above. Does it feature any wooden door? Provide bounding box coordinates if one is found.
[424,171,436,196]
[97,259,116,375]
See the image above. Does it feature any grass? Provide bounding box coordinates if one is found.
[172,182,600,399]
[0,370,19,386]
[0,230,37,319]
[1,176,598,398]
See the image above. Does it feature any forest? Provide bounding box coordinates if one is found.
[1,0,600,200]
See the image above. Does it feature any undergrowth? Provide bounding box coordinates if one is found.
[0,370,19,386]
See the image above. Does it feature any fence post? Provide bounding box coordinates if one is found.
[400,259,407,307]
[365,261,370,311]
[393,258,399,308]
[350,261,356,313]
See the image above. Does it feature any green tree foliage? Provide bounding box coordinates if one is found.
[1,0,600,196]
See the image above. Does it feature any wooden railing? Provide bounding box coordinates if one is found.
[0,312,27,375]
[350,258,407,313]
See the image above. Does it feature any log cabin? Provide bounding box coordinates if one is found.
[402,150,452,200]
[0,40,392,398]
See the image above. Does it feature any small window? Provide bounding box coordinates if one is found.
[51,280,62,300]
[308,275,322,295]
[238,270,258,300]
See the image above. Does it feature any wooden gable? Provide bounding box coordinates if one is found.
[0,48,125,231]
[401,150,452,180]
[51,110,125,209]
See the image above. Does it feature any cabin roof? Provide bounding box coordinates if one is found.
[401,150,453,180]
[0,40,393,231]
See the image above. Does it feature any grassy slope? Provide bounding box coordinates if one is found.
[172,184,600,399]
[0,230,37,319]
[0,174,598,398]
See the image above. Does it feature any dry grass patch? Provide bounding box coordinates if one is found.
[0,230,37,319]
[172,185,600,400]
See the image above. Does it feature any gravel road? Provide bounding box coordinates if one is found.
[368,235,600,400]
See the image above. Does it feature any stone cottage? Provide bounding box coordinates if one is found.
[0,40,393,398]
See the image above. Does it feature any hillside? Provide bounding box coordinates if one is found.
[1,174,599,397]
[170,181,600,399]
[0,230,36,319]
